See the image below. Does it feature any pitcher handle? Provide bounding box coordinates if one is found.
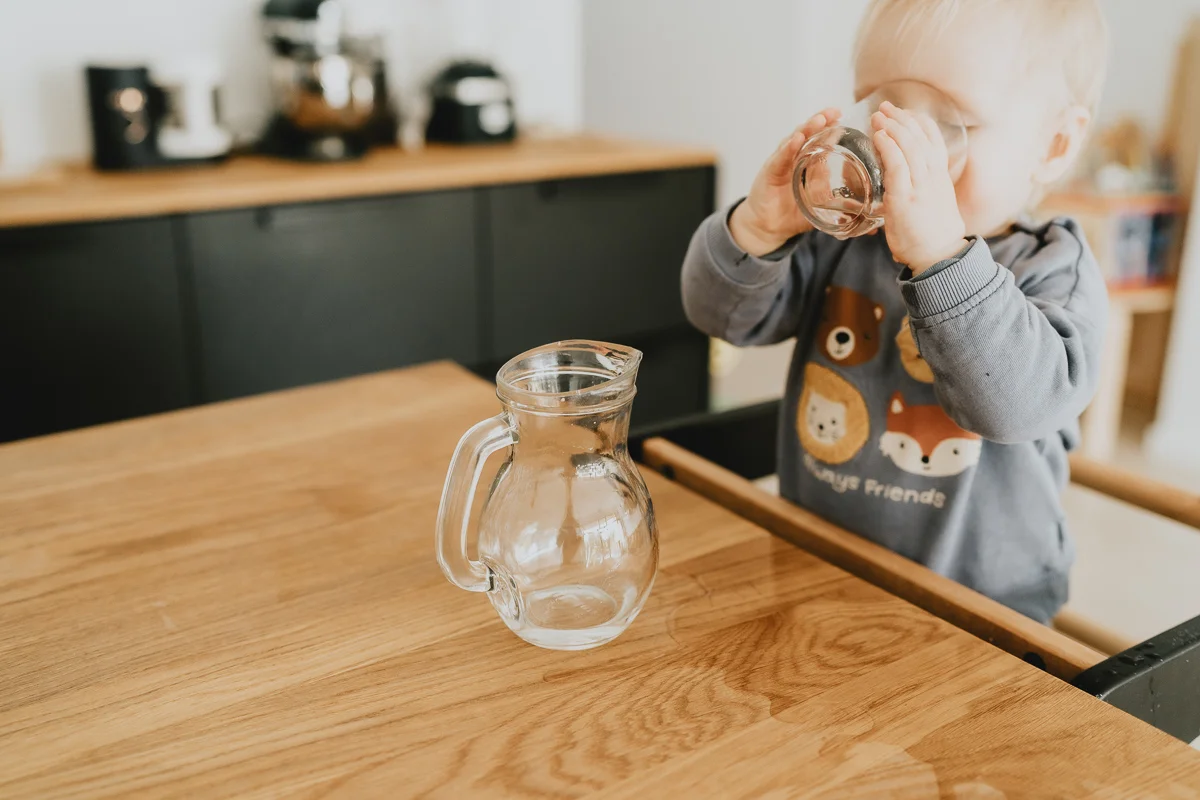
[435,413,516,592]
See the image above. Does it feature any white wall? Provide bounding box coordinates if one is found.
[582,0,866,208]
[0,0,582,177]
[581,0,865,410]
[1097,0,1200,138]
[583,0,796,208]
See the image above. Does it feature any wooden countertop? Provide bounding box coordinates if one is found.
[0,135,717,229]
[1,363,1198,797]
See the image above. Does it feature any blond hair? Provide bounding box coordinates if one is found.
[854,0,1109,114]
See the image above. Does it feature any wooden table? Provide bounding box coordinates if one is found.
[2,364,1198,798]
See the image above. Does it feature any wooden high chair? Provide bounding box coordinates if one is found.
[631,401,1200,744]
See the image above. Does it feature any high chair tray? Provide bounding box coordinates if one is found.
[632,400,1200,744]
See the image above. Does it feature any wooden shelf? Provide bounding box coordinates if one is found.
[0,135,717,229]
[1107,282,1176,313]
[1043,190,1184,215]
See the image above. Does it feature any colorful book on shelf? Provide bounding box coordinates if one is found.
[1036,190,1183,286]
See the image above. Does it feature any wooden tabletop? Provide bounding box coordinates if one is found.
[1,363,1198,798]
[0,135,716,229]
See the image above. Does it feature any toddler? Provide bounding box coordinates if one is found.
[681,0,1110,622]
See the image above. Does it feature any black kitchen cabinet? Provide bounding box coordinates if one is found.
[627,327,710,427]
[0,163,715,441]
[485,168,713,359]
[0,218,193,442]
[184,190,479,402]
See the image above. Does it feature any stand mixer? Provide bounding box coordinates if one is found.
[258,0,396,161]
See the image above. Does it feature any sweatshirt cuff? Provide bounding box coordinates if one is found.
[900,237,1004,320]
[705,200,797,286]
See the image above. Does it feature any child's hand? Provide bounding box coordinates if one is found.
[871,101,968,273]
[730,109,842,257]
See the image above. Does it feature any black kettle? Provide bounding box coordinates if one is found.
[425,61,517,144]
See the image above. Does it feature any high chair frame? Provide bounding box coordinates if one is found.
[631,401,1200,744]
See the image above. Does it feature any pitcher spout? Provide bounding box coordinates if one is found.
[496,340,642,416]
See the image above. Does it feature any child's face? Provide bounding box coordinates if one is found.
[855,10,1066,237]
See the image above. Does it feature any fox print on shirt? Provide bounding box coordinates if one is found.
[879,392,982,477]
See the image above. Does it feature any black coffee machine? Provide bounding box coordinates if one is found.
[259,0,397,161]
[85,64,232,171]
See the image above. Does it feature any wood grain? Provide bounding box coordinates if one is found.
[1,363,1198,798]
[641,437,1105,681]
[0,135,716,229]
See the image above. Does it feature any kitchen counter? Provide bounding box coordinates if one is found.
[2,363,1199,797]
[0,135,717,229]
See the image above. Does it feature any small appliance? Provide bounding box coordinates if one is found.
[259,0,396,161]
[425,61,517,145]
[153,60,235,162]
[85,63,232,172]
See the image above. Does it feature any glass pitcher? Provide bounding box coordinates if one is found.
[436,340,658,650]
[792,79,969,239]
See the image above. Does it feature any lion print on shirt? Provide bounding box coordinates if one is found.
[879,392,982,477]
[895,315,935,384]
[798,363,870,465]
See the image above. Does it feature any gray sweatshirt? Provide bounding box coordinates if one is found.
[682,204,1108,622]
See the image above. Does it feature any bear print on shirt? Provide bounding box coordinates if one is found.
[817,285,885,366]
[879,392,982,477]
[798,363,869,464]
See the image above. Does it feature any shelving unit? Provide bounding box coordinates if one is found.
[1084,281,1177,458]
[1038,191,1184,458]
